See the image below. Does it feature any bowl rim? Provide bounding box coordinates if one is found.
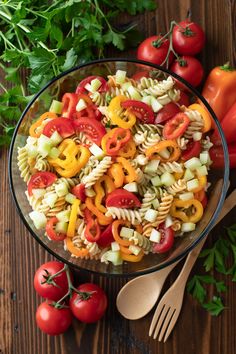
[8,58,230,277]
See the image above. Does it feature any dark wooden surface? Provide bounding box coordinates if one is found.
[1,1,236,353]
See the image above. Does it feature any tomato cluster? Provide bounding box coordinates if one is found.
[137,19,205,87]
[34,261,107,335]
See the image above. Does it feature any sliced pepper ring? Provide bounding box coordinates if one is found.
[112,220,132,246]
[170,198,203,223]
[145,140,181,162]
[188,103,212,133]
[29,112,58,138]
[108,95,136,129]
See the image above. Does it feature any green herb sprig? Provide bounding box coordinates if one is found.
[0,0,156,146]
[187,223,236,316]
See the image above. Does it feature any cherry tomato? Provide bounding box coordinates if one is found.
[73,117,106,146]
[76,76,107,94]
[71,183,86,202]
[209,144,236,169]
[36,301,72,335]
[43,117,75,138]
[97,224,114,248]
[28,172,57,196]
[132,71,149,81]
[106,189,141,208]
[155,102,181,124]
[69,283,107,323]
[173,20,205,56]
[182,140,201,161]
[121,100,155,124]
[152,224,174,253]
[46,217,66,241]
[137,35,174,66]
[163,112,190,139]
[34,261,72,301]
[178,91,190,106]
[170,56,204,87]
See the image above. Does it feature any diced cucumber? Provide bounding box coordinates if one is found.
[29,211,47,230]
[76,98,87,112]
[85,188,96,197]
[32,188,46,199]
[26,145,38,158]
[44,193,58,208]
[104,250,123,265]
[152,199,160,209]
[196,165,208,177]
[37,134,53,158]
[181,222,196,232]
[65,193,77,204]
[48,147,60,159]
[150,229,161,243]
[187,178,199,191]
[141,95,152,106]
[55,221,68,234]
[84,83,93,92]
[183,168,195,181]
[165,215,173,228]
[121,82,132,91]
[115,70,126,84]
[161,172,175,186]
[127,86,142,100]
[123,182,138,193]
[111,242,120,252]
[151,175,162,187]
[50,131,63,146]
[129,244,141,256]
[151,97,163,113]
[120,227,134,239]
[135,155,148,165]
[91,78,102,91]
[144,209,158,222]
[26,136,37,146]
[193,132,202,141]
[49,100,63,114]
[158,148,170,159]
[179,192,194,201]
[144,160,160,174]
[200,151,211,165]
[56,210,71,222]
[184,157,202,170]
[55,182,68,197]
[89,143,105,158]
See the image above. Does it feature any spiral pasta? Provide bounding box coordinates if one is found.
[17,147,32,182]
[155,192,173,225]
[156,161,184,174]
[132,123,162,135]
[184,110,204,139]
[35,155,54,172]
[81,156,113,188]
[167,179,186,195]
[129,231,152,252]
[71,132,92,146]
[139,191,157,219]
[105,207,142,224]
[141,77,175,97]
[176,136,189,150]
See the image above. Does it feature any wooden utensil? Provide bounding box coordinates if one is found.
[149,189,236,342]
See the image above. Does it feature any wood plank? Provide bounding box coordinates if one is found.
[0,0,235,353]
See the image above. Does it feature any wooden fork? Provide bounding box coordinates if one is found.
[149,189,236,342]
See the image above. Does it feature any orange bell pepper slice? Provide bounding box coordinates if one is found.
[94,175,116,213]
[118,139,137,158]
[188,103,212,133]
[191,175,207,193]
[170,198,203,223]
[108,95,136,129]
[121,251,144,262]
[112,220,132,246]
[67,199,81,238]
[29,112,57,137]
[65,237,89,257]
[145,140,181,162]
[107,163,124,188]
[85,197,113,225]
[116,157,137,184]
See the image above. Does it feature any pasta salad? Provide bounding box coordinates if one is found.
[17,70,213,265]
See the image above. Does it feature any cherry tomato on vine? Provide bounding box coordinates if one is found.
[152,224,174,253]
[34,261,72,301]
[170,56,204,87]
[173,20,205,55]
[155,102,181,124]
[36,301,72,335]
[137,35,174,66]
[70,283,107,323]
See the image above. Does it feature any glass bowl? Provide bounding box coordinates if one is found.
[9,59,229,277]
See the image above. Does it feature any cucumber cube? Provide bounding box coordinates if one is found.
[181,222,196,232]
[150,229,161,243]
[187,178,199,191]
[91,78,102,91]
[151,97,163,113]
[65,193,77,204]
[151,175,162,187]
[76,98,87,112]
[183,168,195,181]
[56,210,71,222]
[48,147,60,159]
[152,199,160,209]
[179,192,194,201]
[29,211,47,230]
[55,221,68,234]
[144,209,158,222]
[161,172,175,186]
[120,227,134,239]
[115,70,126,84]
[55,182,68,197]
[50,131,63,146]
[44,193,58,208]
[32,188,46,199]
[111,242,120,252]
[123,182,138,193]
[144,160,160,174]
[184,157,202,170]
[196,165,208,177]
[128,245,141,256]
[49,100,63,114]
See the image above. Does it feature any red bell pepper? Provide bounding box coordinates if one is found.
[96,224,114,248]
[62,93,78,119]
[106,128,131,156]
[210,144,236,169]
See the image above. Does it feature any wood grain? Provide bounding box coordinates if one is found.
[0,1,236,353]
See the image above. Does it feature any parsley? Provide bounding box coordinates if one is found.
[0,0,156,146]
[187,223,236,316]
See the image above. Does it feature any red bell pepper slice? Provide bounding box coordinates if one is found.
[46,217,66,241]
[106,128,131,156]
[76,76,107,94]
[62,93,78,119]
[163,112,190,140]
[71,184,86,202]
[96,224,114,248]
[84,208,101,242]
[209,144,236,169]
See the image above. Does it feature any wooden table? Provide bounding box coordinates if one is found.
[1,1,236,353]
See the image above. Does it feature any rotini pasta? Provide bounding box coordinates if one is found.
[81,156,113,188]
[167,179,186,195]
[105,207,142,224]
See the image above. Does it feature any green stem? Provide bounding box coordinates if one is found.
[0,82,8,93]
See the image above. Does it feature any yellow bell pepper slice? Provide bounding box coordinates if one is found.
[121,250,144,262]
[170,198,203,223]
[29,112,57,137]
[188,103,212,133]
[190,175,207,193]
[94,175,116,213]
[116,157,137,184]
[108,95,136,129]
[67,199,80,238]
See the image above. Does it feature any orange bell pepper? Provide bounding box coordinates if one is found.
[118,139,137,158]
[201,63,236,121]
[65,237,89,257]
[121,251,144,262]
[112,220,132,246]
[145,140,181,162]
[116,157,137,183]
[94,175,115,213]
[191,175,207,193]
[170,198,203,223]
[108,95,136,129]
[85,197,113,225]
[29,112,57,137]
[107,163,124,188]
[188,103,212,133]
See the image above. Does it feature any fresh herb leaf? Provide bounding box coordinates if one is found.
[61,48,78,72]
[187,275,206,303]
[203,296,225,316]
